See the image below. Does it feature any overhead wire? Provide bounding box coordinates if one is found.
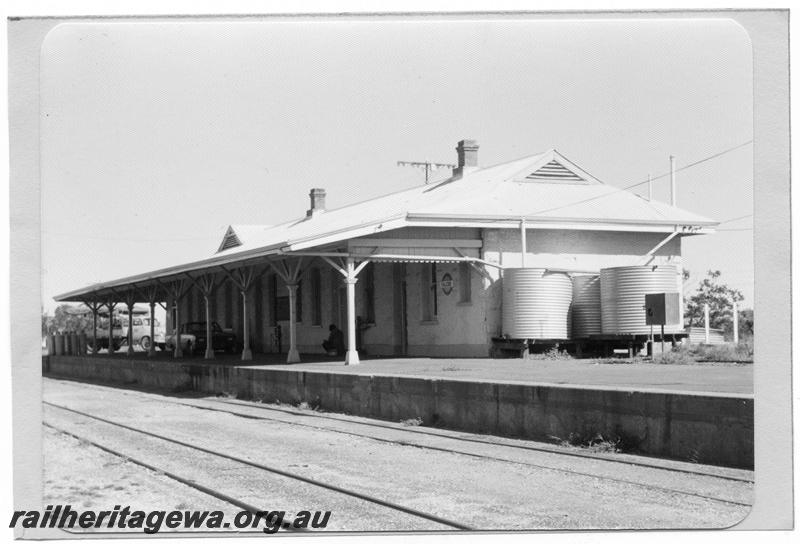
[43,141,754,244]
[525,140,754,217]
[717,213,753,225]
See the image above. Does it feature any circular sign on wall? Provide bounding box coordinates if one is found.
[441,273,453,295]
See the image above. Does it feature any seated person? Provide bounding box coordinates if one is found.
[322,324,346,356]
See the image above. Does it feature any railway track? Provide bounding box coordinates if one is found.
[43,379,753,510]
[48,377,752,483]
[207,397,753,483]
[138,398,754,506]
[42,422,308,534]
[43,402,473,532]
[182,399,753,507]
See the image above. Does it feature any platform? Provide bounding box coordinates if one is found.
[256,356,752,396]
[56,350,753,395]
[43,354,754,469]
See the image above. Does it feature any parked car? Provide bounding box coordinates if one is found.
[88,318,125,352]
[154,327,167,351]
[181,321,237,354]
[164,330,197,353]
[121,316,166,350]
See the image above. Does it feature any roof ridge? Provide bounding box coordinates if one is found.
[254,151,553,226]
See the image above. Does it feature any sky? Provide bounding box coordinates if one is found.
[39,17,754,312]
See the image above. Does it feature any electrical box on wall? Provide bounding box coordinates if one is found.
[645,292,681,326]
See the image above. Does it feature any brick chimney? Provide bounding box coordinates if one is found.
[307,188,326,217]
[453,139,479,178]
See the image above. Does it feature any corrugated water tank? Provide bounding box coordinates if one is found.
[572,274,602,338]
[502,268,572,339]
[600,265,683,335]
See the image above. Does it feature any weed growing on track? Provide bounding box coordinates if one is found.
[296,397,322,411]
[400,417,423,427]
[561,432,622,453]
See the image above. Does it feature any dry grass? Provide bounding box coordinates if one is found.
[651,349,694,365]
[555,431,623,453]
[693,342,753,363]
[648,341,754,365]
[400,417,423,427]
[528,346,573,360]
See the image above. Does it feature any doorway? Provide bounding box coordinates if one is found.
[393,263,408,356]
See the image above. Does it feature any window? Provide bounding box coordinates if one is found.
[276,297,290,321]
[421,263,438,321]
[363,263,375,324]
[311,268,322,326]
[459,262,472,304]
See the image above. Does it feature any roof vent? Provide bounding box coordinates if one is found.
[218,226,242,252]
[524,160,587,183]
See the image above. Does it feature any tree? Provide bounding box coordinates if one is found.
[737,308,754,341]
[41,304,94,337]
[684,270,746,338]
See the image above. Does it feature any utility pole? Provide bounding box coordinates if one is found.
[397,160,456,183]
[670,155,677,206]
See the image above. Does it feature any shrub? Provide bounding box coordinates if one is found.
[400,417,423,427]
[558,431,622,453]
[694,342,753,363]
[296,398,322,411]
[593,357,638,365]
[529,345,572,360]
[651,349,694,365]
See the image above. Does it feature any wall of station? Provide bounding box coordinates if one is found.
[164,227,684,358]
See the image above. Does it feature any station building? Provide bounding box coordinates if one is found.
[55,140,717,363]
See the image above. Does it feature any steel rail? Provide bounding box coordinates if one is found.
[42,422,306,534]
[208,398,754,483]
[177,399,752,508]
[46,377,754,483]
[44,402,473,531]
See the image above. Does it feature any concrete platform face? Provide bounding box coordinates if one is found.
[44,355,754,469]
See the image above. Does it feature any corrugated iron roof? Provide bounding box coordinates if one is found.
[54,148,717,301]
[217,148,716,256]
